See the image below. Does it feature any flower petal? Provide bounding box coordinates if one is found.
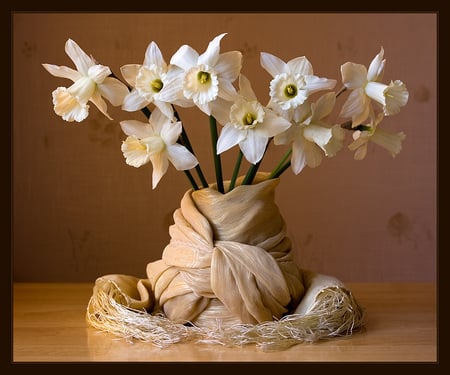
[287,56,313,76]
[121,136,151,168]
[383,80,409,116]
[120,120,153,139]
[120,64,141,87]
[303,125,333,151]
[291,137,307,174]
[310,92,336,122]
[238,75,257,101]
[198,33,226,66]
[324,125,345,157]
[340,62,367,89]
[210,98,232,126]
[304,75,336,95]
[149,107,170,134]
[87,64,111,84]
[216,124,245,154]
[214,51,242,81]
[339,88,371,126]
[370,128,406,157]
[218,79,239,101]
[170,44,199,71]
[52,87,89,122]
[143,41,167,69]
[150,151,169,189]
[65,39,94,75]
[273,124,297,145]
[122,89,150,112]
[255,110,291,138]
[304,141,324,168]
[367,47,385,82]
[167,144,198,171]
[89,90,112,120]
[157,68,186,103]
[42,64,81,82]
[154,100,175,121]
[260,52,287,77]
[97,77,129,106]
[160,120,182,146]
[239,130,267,164]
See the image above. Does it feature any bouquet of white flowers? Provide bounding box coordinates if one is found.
[43,34,409,350]
[43,34,408,193]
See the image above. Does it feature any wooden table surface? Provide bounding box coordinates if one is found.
[13,282,437,362]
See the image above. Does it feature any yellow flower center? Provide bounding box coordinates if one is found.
[243,112,256,126]
[284,84,298,98]
[150,79,163,93]
[197,71,211,84]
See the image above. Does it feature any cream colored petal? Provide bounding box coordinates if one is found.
[340,62,367,89]
[150,151,169,189]
[97,77,129,106]
[215,51,242,81]
[42,64,81,82]
[51,87,89,122]
[339,88,371,126]
[260,52,288,77]
[198,33,226,67]
[367,47,385,82]
[143,41,167,70]
[120,64,141,87]
[167,144,198,171]
[120,120,153,139]
[89,90,112,120]
[121,136,151,167]
[287,56,313,76]
[65,39,94,75]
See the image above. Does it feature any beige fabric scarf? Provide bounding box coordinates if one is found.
[86,174,365,348]
[147,174,304,326]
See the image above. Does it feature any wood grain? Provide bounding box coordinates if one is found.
[13,282,437,362]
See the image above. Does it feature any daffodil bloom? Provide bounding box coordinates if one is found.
[348,112,406,160]
[340,47,409,126]
[274,92,345,174]
[158,33,242,115]
[120,108,198,189]
[260,52,336,121]
[120,41,178,120]
[42,39,129,122]
[212,75,291,164]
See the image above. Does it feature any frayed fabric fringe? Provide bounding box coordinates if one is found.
[86,273,366,351]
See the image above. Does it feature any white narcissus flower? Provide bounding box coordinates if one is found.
[260,52,336,121]
[120,41,177,120]
[120,108,198,189]
[348,112,406,160]
[340,47,409,126]
[274,92,345,174]
[158,33,242,116]
[42,39,129,122]
[212,75,291,165]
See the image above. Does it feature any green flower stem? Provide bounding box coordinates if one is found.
[269,149,292,179]
[242,160,262,185]
[228,150,243,192]
[180,127,209,188]
[173,109,209,188]
[271,160,291,178]
[209,115,224,194]
[335,86,347,98]
[183,170,199,190]
[140,106,151,119]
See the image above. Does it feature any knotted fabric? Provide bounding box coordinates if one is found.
[147,174,305,326]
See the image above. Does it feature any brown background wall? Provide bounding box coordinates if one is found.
[13,13,436,282]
